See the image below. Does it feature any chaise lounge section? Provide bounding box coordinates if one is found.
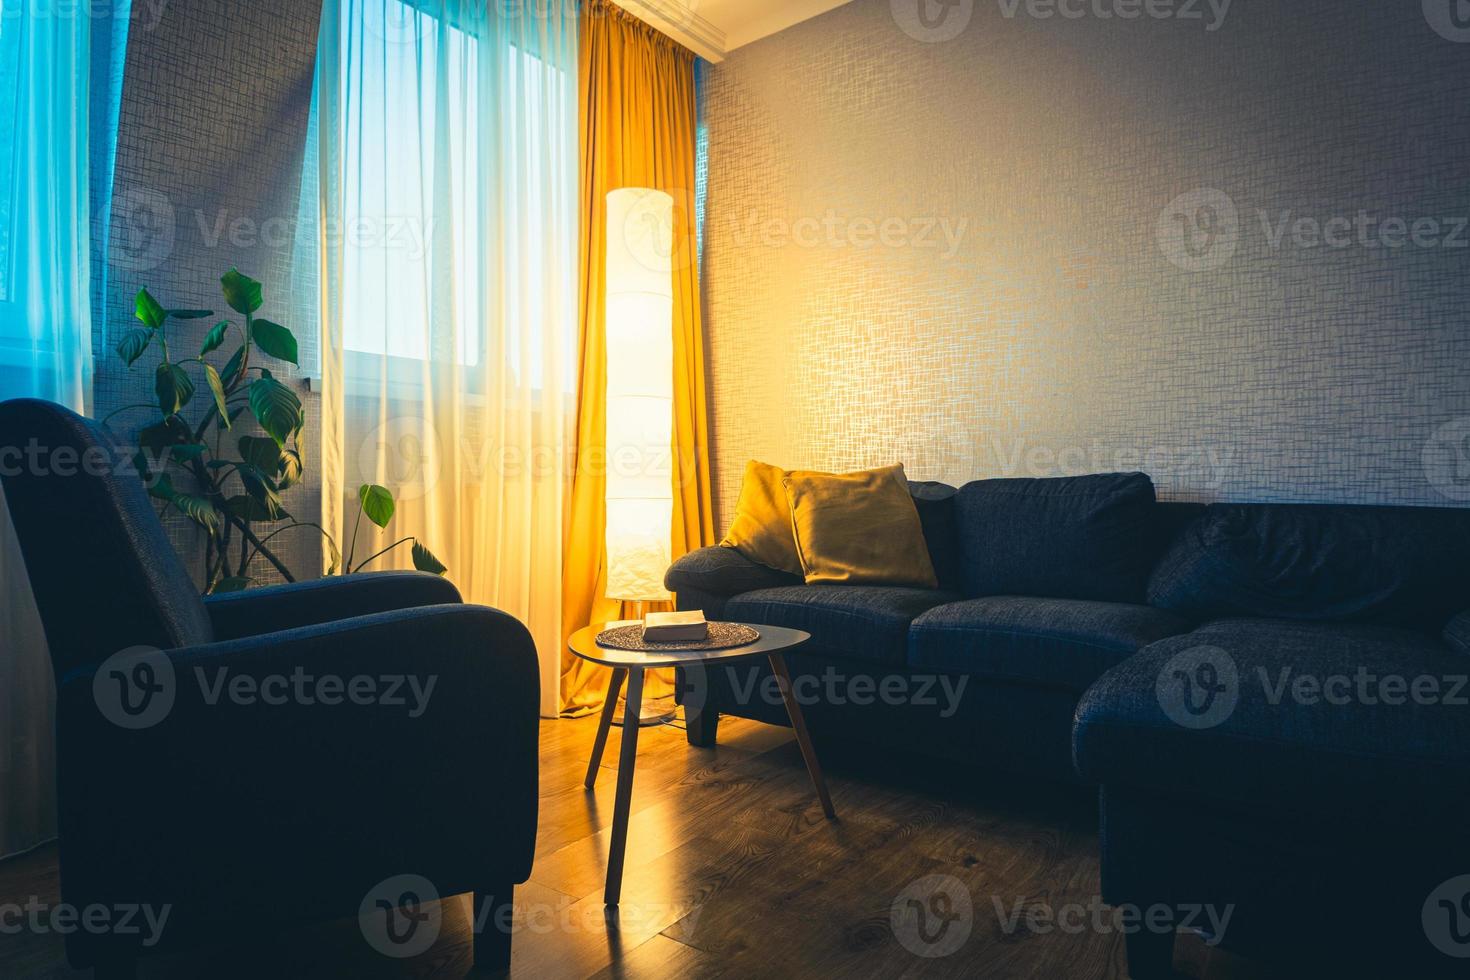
[1074,503,1470,975]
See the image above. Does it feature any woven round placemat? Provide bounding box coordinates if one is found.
[595,622,760,653]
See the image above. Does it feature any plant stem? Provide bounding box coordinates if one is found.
[239,521,335,571]
[99,403,159,426]
[346,504,364,573]
[182,452,294,584]
[352,537,415,574]
[227,515,295,582]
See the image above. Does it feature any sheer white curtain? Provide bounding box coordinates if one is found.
[0,0,102,857]
[316,0,578,716]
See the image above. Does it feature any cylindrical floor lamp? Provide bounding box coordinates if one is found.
[605,187,675,725]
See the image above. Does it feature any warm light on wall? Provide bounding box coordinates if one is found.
[605,188,674,602]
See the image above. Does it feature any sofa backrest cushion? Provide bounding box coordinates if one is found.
[952,473,1160,603]
[909,481,964,593]
[1148,503,1470,630]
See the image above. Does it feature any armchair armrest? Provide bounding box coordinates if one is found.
[203,571,463,639]
[664,546,802,597]
[56,603,537,964]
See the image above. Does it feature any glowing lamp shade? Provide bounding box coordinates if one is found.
[605,188,674,602]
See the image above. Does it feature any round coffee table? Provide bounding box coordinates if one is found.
[569,622,836,906]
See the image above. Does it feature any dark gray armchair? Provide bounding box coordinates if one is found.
[0,398,538,977]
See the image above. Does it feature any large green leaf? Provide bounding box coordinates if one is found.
[154,363,195,414]
[116,328,153,366]
[169,309,214,320]
[277,448,304,490]
[238,435,284,481]
[134,287,167,329]
[358,484,395,529]
[225,494,289,523]
[238,466,287,520]
[173,493,222,532]
[146,472,176,501]
[411,540,447,575]
[203,364,230,428]
[247,375,301,447]
[201,321,231,356]
[221,345,247,389]
[251,319,298,365]
[211,576,252,594]
[323,533,342,575]
[138,417,190,450]
[170,443,207,462]
[220,268,263,315]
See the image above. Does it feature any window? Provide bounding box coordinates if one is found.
[0,6,22,305]
[340,0,479,366]
[331,0,574,397]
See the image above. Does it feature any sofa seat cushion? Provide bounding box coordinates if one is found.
[1074,623,1468,824]
[725,586,958,666]
[908,597,1193,692]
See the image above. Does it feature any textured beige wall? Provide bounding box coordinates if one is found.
[698,0,1470,528]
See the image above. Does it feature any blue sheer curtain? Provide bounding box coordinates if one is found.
[0,0,129,858]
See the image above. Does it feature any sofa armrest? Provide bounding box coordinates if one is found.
[202,571,463,640]
[664,546,802,597]
[1446,608,1470,655]
[56,603,537,964]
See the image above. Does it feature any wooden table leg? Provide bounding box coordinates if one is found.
[768,653,836,819]
[604,666,644,905]
[584,667,627,789]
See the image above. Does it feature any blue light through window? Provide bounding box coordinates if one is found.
[0,6,22,303]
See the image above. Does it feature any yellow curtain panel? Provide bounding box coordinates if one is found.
[559,0,716,715]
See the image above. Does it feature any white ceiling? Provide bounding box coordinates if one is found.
[616,0,855,62]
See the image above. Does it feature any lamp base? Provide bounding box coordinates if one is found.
[614,694,676,727]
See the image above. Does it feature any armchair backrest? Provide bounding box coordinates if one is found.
[0,398,212,679]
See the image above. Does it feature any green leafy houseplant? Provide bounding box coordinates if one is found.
[110,268,445,593]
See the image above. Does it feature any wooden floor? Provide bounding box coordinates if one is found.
[0,712,1268,979]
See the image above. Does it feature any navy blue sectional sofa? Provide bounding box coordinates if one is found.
[664,473,1470,975]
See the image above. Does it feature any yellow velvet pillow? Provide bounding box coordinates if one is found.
[782,464,938,588]
[719,460,805,574]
